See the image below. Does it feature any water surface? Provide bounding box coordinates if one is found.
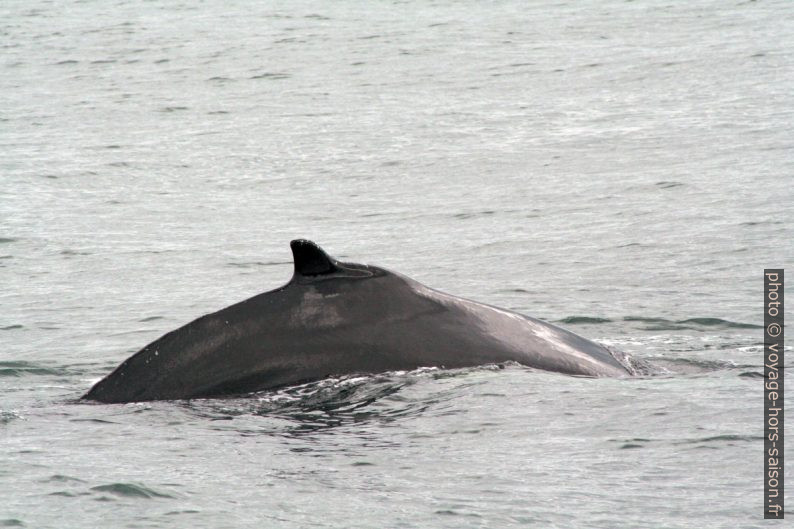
[2,0,792,527]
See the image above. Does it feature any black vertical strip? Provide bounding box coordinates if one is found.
[764,269,784,519]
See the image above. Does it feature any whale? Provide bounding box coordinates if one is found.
[83,239,637,403]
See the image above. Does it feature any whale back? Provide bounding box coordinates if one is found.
[83,240,632,403]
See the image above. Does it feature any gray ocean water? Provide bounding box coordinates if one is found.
[2,0,793,527]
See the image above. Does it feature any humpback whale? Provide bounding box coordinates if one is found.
[83,240,635,403]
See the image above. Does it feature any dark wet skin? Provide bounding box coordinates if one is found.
[83,240,632,403]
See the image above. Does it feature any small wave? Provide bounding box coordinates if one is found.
[165,510,201,516]
[613,434,760,449]
[655,181,684,189]
[227,260,290,268]
[250,72,290,80]
[557,315,758,330]
[60,249,91,257]
[70,418,119,424]
[451,210,496,220]
[648,357,741,374]
[558,316,612,324]
[0,361,65,377]
[90,483,174,499]
[677,434,763,445]
[45,475,86,483]
[0,411,22,425]
[740,220,783,226]
[182,366,500,434]
[189,374,413,427]
[623,316,760,331]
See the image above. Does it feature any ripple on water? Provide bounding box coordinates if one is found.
[677,434,763,445]
[90,483,175,499]
[181,366,505,436]
[0,411,22,425]
[44,475,87,483]
[558,316,612,324]
[648,356,746,374]
[0,361,65,377]
[249,72,290,80]
[622,316,761,331]
[226,260,291,268]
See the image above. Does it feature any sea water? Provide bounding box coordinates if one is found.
[1,0,792,527]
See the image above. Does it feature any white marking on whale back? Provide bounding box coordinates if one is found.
[290,287,343,328]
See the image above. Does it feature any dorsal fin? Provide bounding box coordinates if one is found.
[290,239,339,276]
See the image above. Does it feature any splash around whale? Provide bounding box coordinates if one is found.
[83,240,640,403]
